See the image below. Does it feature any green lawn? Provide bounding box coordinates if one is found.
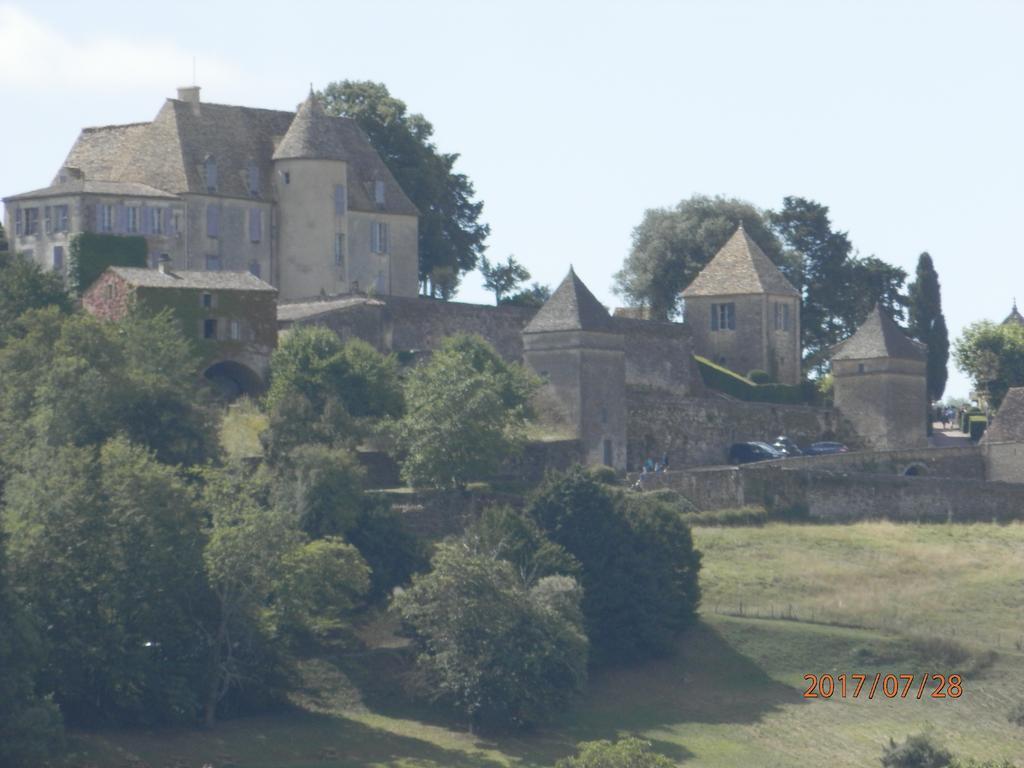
[60,522,1024,767]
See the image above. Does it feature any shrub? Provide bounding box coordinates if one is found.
[968,415,987,441]
[747,369,773,383]
[584,464,619,485]
[880,732,953,768]
[556,737,675,768]
[694,356,809,405]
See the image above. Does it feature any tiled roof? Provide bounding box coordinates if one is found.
[109,267,276,292]
[682,224,799,298]
[5,179,176,201]
[273,93,348,161]
[831,305,927,361]
[982,387,1024,443]
[523,268,613,333]
[44,94,417,216]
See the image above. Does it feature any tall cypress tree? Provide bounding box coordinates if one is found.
[907,252,949,401]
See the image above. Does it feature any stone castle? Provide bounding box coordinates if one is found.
[5,90,933,471]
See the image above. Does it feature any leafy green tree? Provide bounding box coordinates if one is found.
[614,195,793,319]
[461,505,579,586]
[480,254,530,304]
[394,334,538,488]
[502,281,551,308]
[0,529,64,767]
[880,732,953,768]
[555,737,676,768]
[393,542,587,731]
[271,443,365,538]
[0,308,215,471]
[907,252,949,401]
[848,255,908,324]
[527,469,702,664]
[318,81,490,298]
[347,496,430,601]
[3,438,211,725]
[953,321,1024,408]
[0,251,72,344]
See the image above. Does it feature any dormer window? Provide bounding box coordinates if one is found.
[374,180,385,206]
[204,155,217,192]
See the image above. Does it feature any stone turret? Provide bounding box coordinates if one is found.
[831,305,928,450]
[681,223,801,384]
[522,268,626,470]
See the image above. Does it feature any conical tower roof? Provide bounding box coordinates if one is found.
[272,91,350,161]
[524,268,613,333]
[1002,300,1024,327]
[832,305,927,361]
[682,223,799,298]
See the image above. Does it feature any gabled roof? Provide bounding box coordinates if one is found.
[981,387,1024,443]
[523,268,613,333]
[681,223,799,298]
[41,93,417,216]
[108,267,277,292]
[1002,301,1024,327]
[831,305,927,361]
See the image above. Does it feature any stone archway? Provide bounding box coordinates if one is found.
[203,360,264,401]
[902,462,928,477]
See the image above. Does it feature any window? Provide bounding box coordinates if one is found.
[152,208,163,234]
[774,301,790,331]
[55,205,69,232]
[283,171,290,185]
[206,204,219,238]
[247,162,260,197]
[201,292,214,309]
[710,302,735,331]
[24,208,39,236]
[126,206,139,233]
[99,204,114,232]
[248,208,262,243]
[334,184,346,215]
[205,255,222,271]
[44,206,52,234]
[334,233,345,267]
[105,283,116,300]
[374,180,385,206]
[203,318,218,339]
[858,363,866,373]
[52,246,64,270]
[370,221,389,253]
[14,208,21,236]
[204,156,217,192]
[229,319,241,340]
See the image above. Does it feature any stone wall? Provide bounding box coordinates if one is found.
[982,442,1024,483]
[761,445,985,479]
[833,358,928,451]
[612,317,705,396]
[626,388,840,469]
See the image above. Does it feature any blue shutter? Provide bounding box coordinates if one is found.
[53,246,64,269]
[139,204,150,234]
[370,221,379,253]
[94,204,102,232]
[115,204,127,233]
[710,304,719,331]
[334,184,345,215]
[381,223,388,253]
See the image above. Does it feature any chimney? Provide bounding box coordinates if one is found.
[157,254,172,275]
[176,85,201,115]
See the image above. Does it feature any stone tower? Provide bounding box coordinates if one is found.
[831,305,928,450]
[522,268,626,470]
[681,223,801,384]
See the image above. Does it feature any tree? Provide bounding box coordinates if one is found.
[347,496,430,602]
[847,255,908,324]
[480,254,530,304]
[953,321,1024,408]
[318,81,490,298]
[3,438,211,725]
[0,251,72,344]
[556,737,676,768]
[907,252,949,401]
[461,505,580,586]
[394,334,538,488]
[614,195,793,319]
[880,732,952,768]
[502,282,551,308]
[0,529,64,767]
[393,542,587,731]
[270,443,365,538]
[0,220,8,252]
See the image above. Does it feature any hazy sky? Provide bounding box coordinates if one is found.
[3,0,1021,398]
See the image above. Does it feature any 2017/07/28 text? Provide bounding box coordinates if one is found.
[802,673,963,700]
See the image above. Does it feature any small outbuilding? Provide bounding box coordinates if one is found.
[980,387,1024,482]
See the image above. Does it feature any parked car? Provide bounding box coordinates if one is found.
[804,441,849,455]
[727,442,786,464]
[771,435,803,456]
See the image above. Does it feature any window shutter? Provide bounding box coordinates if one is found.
[140,205,150,234]
[14,208,21,236]
[116,204,127,233]
[370,221,379,253]
[381,222,389,253]
[334,184,346,215]
[711,304,719,331]
[374,180,385,205]
[94,204,102,232]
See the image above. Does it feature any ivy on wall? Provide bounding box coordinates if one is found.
[69,233,147,294]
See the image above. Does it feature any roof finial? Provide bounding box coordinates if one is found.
[1014,297,1018,312]
[309,82,315,96]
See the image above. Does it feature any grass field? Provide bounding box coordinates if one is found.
[60,522,1024,767]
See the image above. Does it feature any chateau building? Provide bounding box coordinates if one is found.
[681,224,801,385]
[3,87,419,302]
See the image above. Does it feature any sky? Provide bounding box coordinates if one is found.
[3,0,1022,399]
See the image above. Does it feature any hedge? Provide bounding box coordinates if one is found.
[968,415,987,441]
[694,356,814,406]
[69,233,147,294]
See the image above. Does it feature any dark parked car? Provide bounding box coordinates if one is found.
[771,435,803,456]
[727,441,786,464]
[804,441,849,455]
